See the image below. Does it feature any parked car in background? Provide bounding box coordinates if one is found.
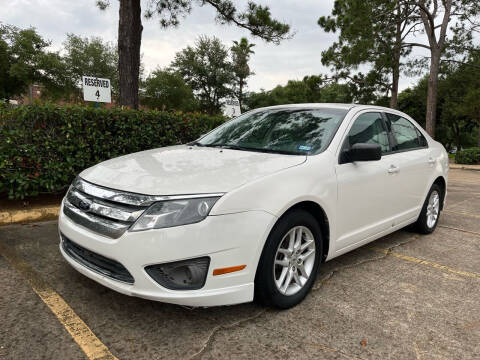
[58,104,448,308]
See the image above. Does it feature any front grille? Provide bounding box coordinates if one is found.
[63,177,149,238]
[61,235,134,284]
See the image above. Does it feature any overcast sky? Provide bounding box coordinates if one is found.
[1,0,430,92]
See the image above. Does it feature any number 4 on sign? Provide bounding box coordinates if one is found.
[95,90,100,99]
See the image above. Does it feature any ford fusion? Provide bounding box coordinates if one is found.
[59,104,448,308]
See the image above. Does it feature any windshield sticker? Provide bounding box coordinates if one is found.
[297,145,313,152]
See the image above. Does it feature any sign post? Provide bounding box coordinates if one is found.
[82,76,112,104]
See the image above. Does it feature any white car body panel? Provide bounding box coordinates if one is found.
[59,203,277,306]
[80,145,306,195]
[59,104,448,306]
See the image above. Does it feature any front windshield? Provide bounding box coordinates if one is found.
[196,107,348,155]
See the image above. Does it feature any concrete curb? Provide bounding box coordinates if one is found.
[0,205,60,226]
[450,164,480,171]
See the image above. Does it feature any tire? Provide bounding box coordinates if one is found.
[415,184,442,234]
[254,209,322,309]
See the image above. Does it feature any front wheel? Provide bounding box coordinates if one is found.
[254,209,322,309]
[415,184,442,234]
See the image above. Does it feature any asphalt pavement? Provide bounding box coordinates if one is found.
[0,168,479,359]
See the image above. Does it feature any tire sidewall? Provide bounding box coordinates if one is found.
[255,209,323,309]
[417,184,442,234]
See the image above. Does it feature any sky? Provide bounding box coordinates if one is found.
[1,0,429,93]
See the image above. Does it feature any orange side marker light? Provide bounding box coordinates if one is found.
[213,265,246,276]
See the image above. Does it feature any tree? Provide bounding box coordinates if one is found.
[318,0,420,109]
[97,0,291,109]
[231,37,255,110]
[319,0,480,137]
[244,75,353,110]
[438,50,480,149]
[0,32,12,100]
[461,88,480,147]
[397,49,480,150]
[412,0,480,137]
[62,34,119,101]
[0,24,62,101]
[398,78,428,129]
[140,68,197,111]
[171,36,234,114]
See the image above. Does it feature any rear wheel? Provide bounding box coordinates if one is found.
[415,184,442,234]
[255,209,322,308]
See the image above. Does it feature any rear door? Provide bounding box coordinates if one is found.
[382,113,431,224]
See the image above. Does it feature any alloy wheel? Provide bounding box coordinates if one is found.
[426,190,440,228]
[273,226,316,296]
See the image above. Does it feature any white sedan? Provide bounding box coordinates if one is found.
[58,104,448,308]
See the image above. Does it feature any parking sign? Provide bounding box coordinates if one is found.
[222,98,241,118]
[82,76,112,103]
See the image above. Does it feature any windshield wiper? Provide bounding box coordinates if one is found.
[202,143,300,155]
[206,144,251,151]
[244,147,300,155]
[188,142,243,150]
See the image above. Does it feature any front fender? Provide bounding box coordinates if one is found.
[211,154,336,218]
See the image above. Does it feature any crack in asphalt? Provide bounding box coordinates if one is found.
[312,235,420,292]
[254,323,361,359]
[188,235,421,359]
[188,309,268,359]
[438,224,480,237]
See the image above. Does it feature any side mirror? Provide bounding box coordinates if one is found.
[341,143,382,164]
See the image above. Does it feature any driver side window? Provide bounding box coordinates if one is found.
[344,112,390,153]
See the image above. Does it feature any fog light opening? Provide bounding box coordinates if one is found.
[145,257,210,290]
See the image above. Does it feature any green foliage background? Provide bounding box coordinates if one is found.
[0,104,225,199]
[455,148,480,165]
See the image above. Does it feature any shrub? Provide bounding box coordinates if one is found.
[0,104,225,199]
[455,147,480,165]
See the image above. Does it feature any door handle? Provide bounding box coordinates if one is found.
[428,157,436,165]
[388,165,400,174]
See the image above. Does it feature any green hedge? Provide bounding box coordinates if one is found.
[455,147,480,165]
[0,104,225,199]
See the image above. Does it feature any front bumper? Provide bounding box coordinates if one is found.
[58,204,276,307]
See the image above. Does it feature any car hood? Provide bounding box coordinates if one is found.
[80,145,306,195]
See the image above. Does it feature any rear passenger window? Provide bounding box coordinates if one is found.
[386,113,426,151]
[345,112,390,153]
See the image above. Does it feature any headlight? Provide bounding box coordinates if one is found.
[130,197,220,231]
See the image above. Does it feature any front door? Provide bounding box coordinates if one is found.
[335,111,393,251]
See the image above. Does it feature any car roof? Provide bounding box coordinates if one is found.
[253,103,404,113]
[255,103,357,111]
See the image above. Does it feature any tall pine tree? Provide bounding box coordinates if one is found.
[97,0,291,109]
